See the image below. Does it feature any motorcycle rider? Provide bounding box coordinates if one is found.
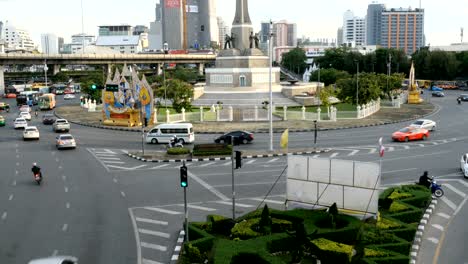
[418,171,431,188]
[31,162,42,179]
[458,97,462,104]
[34,109,38,117]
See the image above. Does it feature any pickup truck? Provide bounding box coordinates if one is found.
[53,119,70,132]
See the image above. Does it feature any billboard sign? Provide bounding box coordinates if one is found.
[165,0,180,8]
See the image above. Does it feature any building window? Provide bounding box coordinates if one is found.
[239,75,246,87]
[201,25,205,31]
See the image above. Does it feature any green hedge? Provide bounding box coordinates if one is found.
[193,144,232,156]
[186,224,215,253]
[230,252,272,264]
[374,242,412,256]
[365,255,410,264]
[167,147,191,155]
[387,208,424,224]
[382,227,417,242]
[310,238,352,264]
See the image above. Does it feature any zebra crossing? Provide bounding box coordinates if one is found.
[129,195,286,264]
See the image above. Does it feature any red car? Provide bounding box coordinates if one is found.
[4,93,17,98]
[392,127,430,142]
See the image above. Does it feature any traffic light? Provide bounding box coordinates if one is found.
[144,117,148,127]
[235,151,242,169]
[180,165,188,187]
[91,84,97,90]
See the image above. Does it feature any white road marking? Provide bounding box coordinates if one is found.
[431,224,444,231]
[136,217,168,226]
[348,150,359,156]
[52,250,58,256]
[376,150,451,162]
[454,195,468,216]
[188,171,229,200]
[141,242,167,252]
[444,184,466,198]
[107,164,147,170]
[150,164,170,169]
[99,157,121,160]
[250,198,284,205]
[368,149,377,154]
[387,147,395,152]
[66,203,70,209]
[15,170,18,175]
[62,175,66,181]
[143,207,182,215]
[113,178,118,183]
[139,229,170,238]
[418,144,425,147]
[245,159,256,165]
[8,195,13,201]
[121,191,126,198]
[427,237,439,244]
[432,142,439,145]
[55,158,59,162]
[1,212,7,220]
[120,149,129,154]
[221,161,232,166]
[58,166,62,170]
[16,155,19,158]
[12,181,16,186]
[383,168,419,174]
[436,212,451,219]
[184,204,217,212]
[142,259,164,264]
[440,196,457,211]
[216,201,254,208]
[64,187,68,193]
[102,161,126,164]
[171,255,179,261]
[16,162,19,166]
[403,145,410,150]
[199,162,216,167]
[267,158,279,163]
[213,181,286,188]
[312,154,320,158]
[330,153,339,158]
[62,224,68,232]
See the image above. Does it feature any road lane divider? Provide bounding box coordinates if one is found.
[142,207,182,215]
[141,242,167,252]
[136,217,168,226]
[138,229,170,238]
[1,212,7,220]
[8,194,13,201]
[444,184,466,198]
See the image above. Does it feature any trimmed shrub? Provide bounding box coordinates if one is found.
[271,218,293,233]
[167,147,191,155]
[185,243,204,263]
[399,192,432,208]
[230,252,271,264]
[375,242,412,255]
[364,248,391,257]
[186,224,215,253]
[376,217,402,230]
[267,235,297,253]
[193,143,232,156]
[388,209,424,224]
[361,225,401,245]
[383,227,417,242]
[258,204,272,235]
[387,190,413,200]
[311,238,353,264]
[231,219,261,240]
[212,218,236,236]
[388,201,410,213]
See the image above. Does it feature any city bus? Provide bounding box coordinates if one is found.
[51,84,66,95]
[39,93,56,110]
[20,91,40,106]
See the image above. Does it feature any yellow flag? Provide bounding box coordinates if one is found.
[280,129,289,149]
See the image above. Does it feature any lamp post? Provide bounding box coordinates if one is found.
[355,60,359,106]
[163,42,169,110]
[317,64,321,105]
[268,20,274,152]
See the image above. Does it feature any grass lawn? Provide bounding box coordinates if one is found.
[278,103,357,113]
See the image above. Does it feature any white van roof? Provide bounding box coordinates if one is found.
[154,123,193,129]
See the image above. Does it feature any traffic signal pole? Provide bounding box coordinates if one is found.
[231,136,236,220]
[184,181,188,242]
[180,162,189,241]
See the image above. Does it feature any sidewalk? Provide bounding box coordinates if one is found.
[55,102,436,134]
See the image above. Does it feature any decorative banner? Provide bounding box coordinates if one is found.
[165,0,180,8]
[280,129,289,149]
[378,137,384,157]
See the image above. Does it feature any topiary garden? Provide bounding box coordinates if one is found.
[179,184,432,264]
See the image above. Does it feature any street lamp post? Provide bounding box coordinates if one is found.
[356,61,359,106]
[268,21,274,152]
[163,42,169,110]
[317,64,321,105]
[387,53,392,96]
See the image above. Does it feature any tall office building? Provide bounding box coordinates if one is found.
[61,33,95,54]
[273,20,296,47]
[41,33,58,54]
[1,21,35,51]
[148,0,163,50]
[342,10,366,46]
[161,0,218,50]
[0,21,3,39]
[58,37,64,53]
[380,7,424,55]
[337,27,343,46]
[133,25,149,36]
[98,25,133,36]
[217,17,230,49]
[366,3,385,45]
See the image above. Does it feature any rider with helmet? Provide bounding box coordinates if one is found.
[418,171,431,188]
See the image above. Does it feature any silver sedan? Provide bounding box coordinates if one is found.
[409,119,436,131]
[28,256,78,264]
[56,134,77,149]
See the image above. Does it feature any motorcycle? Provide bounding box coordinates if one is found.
[430,178,444,197]
[34,172,42,185]
[458,98,462,105]
[167,136,184,149]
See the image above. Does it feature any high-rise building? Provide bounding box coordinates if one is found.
[41,33,58,54]
[148,1,163,50]
[133,25,149,36]
[217,17,230,49]
[366,3,385,45]
[1,21,35,51]
[0,21,3,39]
[161,0,218,50]
[380,7,424,55]
[342,10,366,46]
[337,27,343,46]
[61,33,95,54]
[272,20,296,47]
[58,37,64,53]
[98,25,133,36]
[287,23,297,47]
[260,22,271,43]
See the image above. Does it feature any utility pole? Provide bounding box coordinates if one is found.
[268,20,274,152]
[182,0,188,50]
[231,136,236,220]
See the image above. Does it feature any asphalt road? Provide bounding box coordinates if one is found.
[1,90,467,264]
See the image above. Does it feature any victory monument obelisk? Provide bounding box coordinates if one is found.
[204,0,281,92]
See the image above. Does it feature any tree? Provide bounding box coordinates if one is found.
[316,47,349,71]
[281,47,308,75]
[310,68,351,86]
[428,50,459,80]
[376,73,405,100]
[52,72,69,83]
[79,71,104,102]
[154,79,193,113]
[336,73,381,105]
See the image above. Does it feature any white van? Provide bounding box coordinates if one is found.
[146,123,195,144]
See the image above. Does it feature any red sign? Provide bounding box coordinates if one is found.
[165,0,180,8]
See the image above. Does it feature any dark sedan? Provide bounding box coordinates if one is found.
[459,94,468,101]
[432,91,445,97]
[214,131,254,144]
[42,114,56,125]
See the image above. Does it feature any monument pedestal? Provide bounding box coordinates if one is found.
[408,90,423,104]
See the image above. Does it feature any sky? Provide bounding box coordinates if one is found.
[0,0,467,48]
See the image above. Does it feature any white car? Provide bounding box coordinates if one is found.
[409,119,436,131]
[461,154,468,178]
[19,111,32,121]
[64,94,75,100]
[19,105,31,113]
[14,118,28,129]
[28,256,78,264]
[23,126,40,140]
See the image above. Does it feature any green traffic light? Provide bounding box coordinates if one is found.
[181,182,187,187]
[91,84,97,90]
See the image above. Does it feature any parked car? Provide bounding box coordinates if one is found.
[0,115,5,126]
[42,114,56,125]
[409,119,436,131]
[19,111,31,121]
[56,134,77,149]
[5,93,17,98]
[28,256,78,264]
[64,94,75,100]
[392,127,430,142]
[53,119,70,132]
[461,154,468,178]
[13,117,27,129]
[459,94,468,101]
[23,126,40,140]
[432,91,445,97]
[0,102,10,110]
[214,131,254,144]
